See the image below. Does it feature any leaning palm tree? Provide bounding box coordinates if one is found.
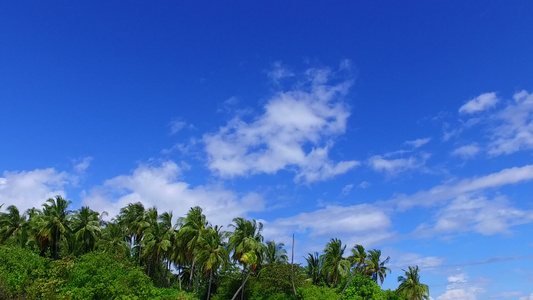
[41,196,72,259]
[196,226,228,300]
[365,249,390,285]
[263,240,288,265]
[321,238,350,287]
[228,217,265,300]
[0,205,27,245]
[339,244,367,299]
[72,206,101,254]
[397,266,430,300]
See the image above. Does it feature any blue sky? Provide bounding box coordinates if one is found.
[1,1,533,299]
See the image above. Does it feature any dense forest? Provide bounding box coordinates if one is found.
[0,196,430,300]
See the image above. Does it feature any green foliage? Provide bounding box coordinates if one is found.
[0,245,48,298]
[297,284,338,300]
[341,274,387,300]
[249,264,305,300]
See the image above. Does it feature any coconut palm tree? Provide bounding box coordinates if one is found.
[117,202,148,260]
[229,217,265,300]
[339,244,367,299]
[322,238,350,287]
[178,206,208,292]
[305,252,324,285]
[365,249,390,285]
[72,206,101,254]
[97,221,130,258]
[0,205,27,245]
[264,240,288,265]
[397,266,430,300]
[196,226,228,300]
[42,195,72,259]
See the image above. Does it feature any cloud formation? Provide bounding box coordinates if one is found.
[204,66,359,183]
[459,92,498,114]
[82,161,264,226]
[451,144,480,159]
[0,168,69,212]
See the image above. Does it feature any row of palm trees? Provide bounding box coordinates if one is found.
[0,197,429,300]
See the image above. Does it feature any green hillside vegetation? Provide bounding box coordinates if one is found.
[0,197,430,300]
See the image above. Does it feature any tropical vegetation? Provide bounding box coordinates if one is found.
[0,196,430,299]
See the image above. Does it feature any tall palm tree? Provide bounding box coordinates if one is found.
[264,240,288,265]
[228,217,265,300]
[340,244,367,299]
[305,252,323,285]
[397,266,430,300]
[321,238,350,287]
[0,205,27,245]
[143,208,174,278]
[365,249,390,285]
[42,196,72,259]
[72,206,101,254]
[118,202,148,260]
[178,206,208,292]
[97,221,130,258]
[196,226,228,300]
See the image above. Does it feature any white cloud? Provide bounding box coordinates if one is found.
[451,144,480,159]
[519,293,533,300]
[488,90,533,155]
[435,273,484,300]
[73,157,93,174]
[404,137,432,148]
[266,61,295,84]
[415,195,533,236]
[368,153,430,176]
[169,119,189,135]
[82,161,264,227]
[358,181,371,189]
[385,248,444,270]
[394,164,533,210]
[262,204,394,254]
[459,92,498,114]
[341,184,354,196]
[0,168,70,212]
[204,65,359,183]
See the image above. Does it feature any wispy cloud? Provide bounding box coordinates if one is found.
[404,137,432,148]
[488,90,533,155]
[451,144,480,159]
[368,153,430,176]
[393,164,533,210]
[459,92,499,114]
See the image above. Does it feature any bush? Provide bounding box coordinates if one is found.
[297,284,338,300]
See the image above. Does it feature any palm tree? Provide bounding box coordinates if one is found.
[264,240,288,265]
[228,217,265,300]
[365,249,390,285]
[97,221,130,258]
[305,252,323,285]
[321,238,350,287]
[340,244,367,299]
[42,195,72,259]
[196,226,228,300]
[178,206,208,292]
[0,205,27,245]
[143,208,174,278]
[118,202,148,260]
[72,206,101,254]
[397,266,430,300]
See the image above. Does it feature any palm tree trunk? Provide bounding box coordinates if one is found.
[241,265,246,300]
[187,259,195,292]
[207,268,213,300]
[231,268,252,300]
[339,261,362,300]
